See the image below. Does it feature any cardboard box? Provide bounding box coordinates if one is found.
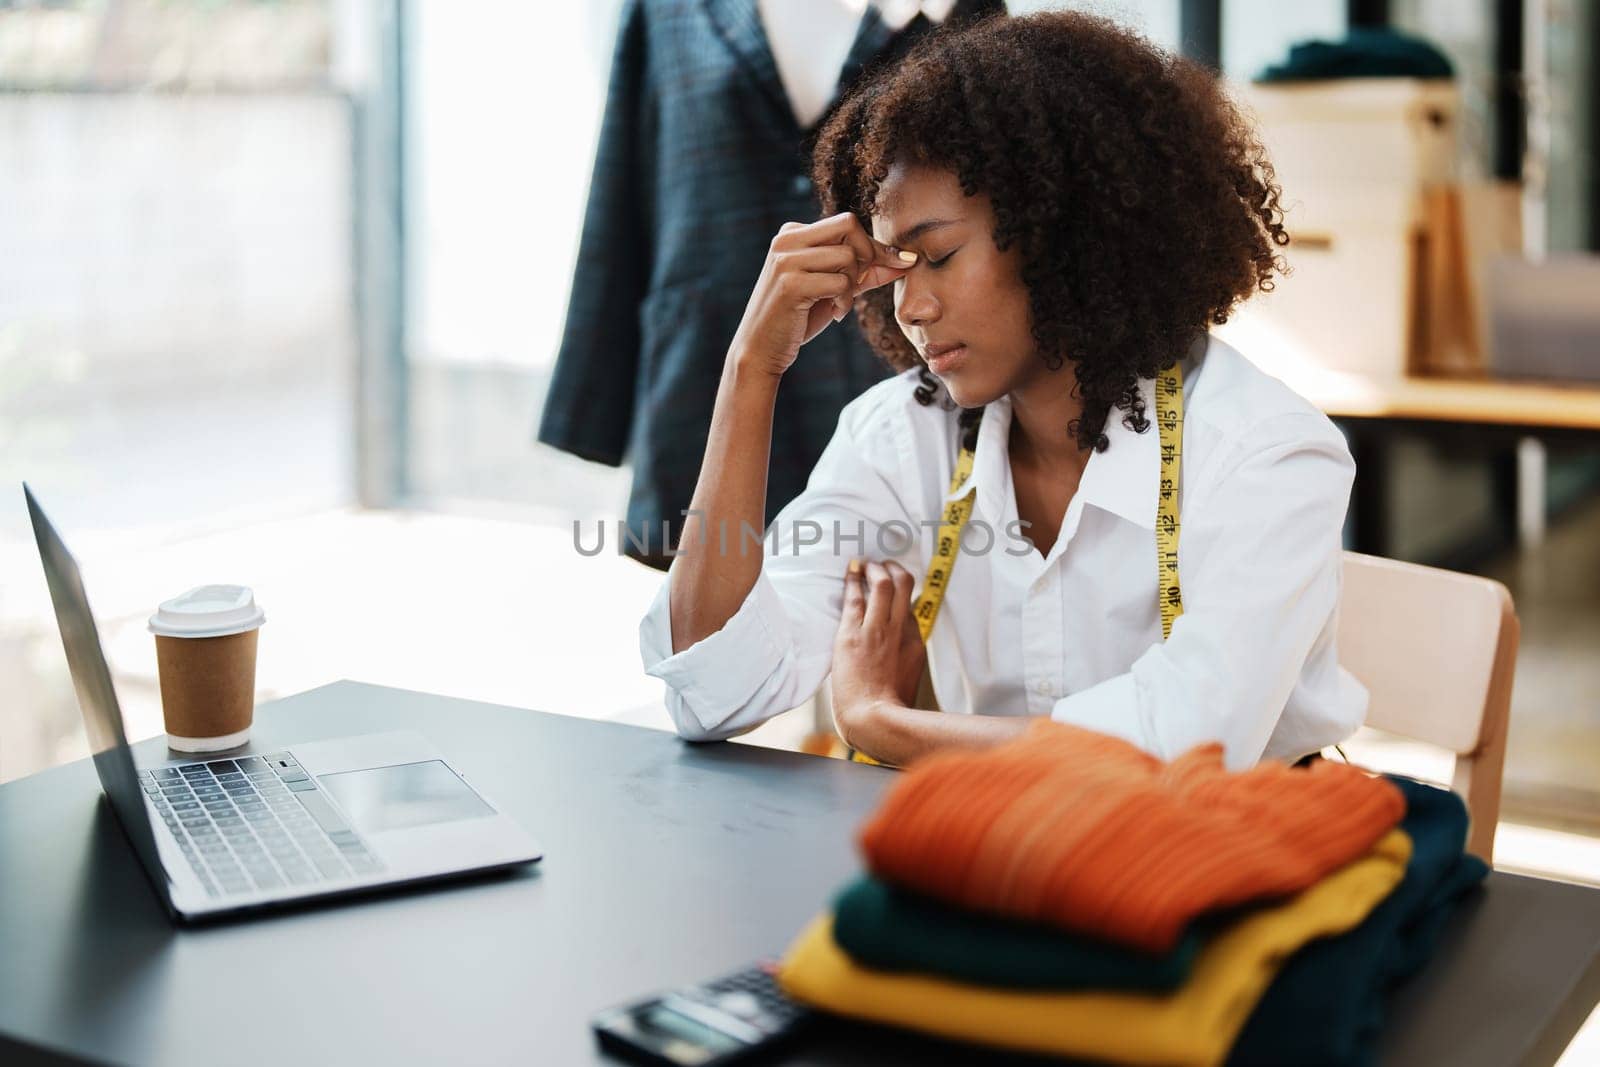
[1221,79,1475,379]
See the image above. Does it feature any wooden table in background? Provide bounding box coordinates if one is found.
[1260,362,1600,558]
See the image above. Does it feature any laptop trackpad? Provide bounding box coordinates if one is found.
[317,759,494,834]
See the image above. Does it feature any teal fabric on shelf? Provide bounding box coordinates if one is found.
[1256,28,1454,82]
[831,874,1207,992]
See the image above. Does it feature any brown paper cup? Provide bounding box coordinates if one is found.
[155,628,260,753]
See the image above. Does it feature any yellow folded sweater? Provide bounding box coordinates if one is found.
[779,829,1412,1067]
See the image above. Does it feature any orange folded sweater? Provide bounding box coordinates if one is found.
[858,720,1405,953]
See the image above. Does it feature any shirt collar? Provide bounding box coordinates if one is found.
[1079,334,1209,529]
[872,0,958,32]
[1075,373,1161,530]
[943,334,1209,531]
[943,392,1008,520]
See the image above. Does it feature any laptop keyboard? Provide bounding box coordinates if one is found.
[138,752,383,898]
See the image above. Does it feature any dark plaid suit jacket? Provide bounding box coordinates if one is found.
[537,0,1005,567]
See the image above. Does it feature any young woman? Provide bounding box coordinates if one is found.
[638,10,1366,770]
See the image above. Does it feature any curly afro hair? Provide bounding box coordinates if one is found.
[811,9,1288,452]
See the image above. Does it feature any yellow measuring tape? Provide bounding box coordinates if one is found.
[850,363,1185,765]
[910,443,979,644]
[1155,362,1185,642]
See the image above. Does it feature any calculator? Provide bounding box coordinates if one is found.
[592,960,812,1066]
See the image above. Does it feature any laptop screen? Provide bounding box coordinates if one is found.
[24,485,173,905]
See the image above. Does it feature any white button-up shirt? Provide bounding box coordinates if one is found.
[639,335,1367,769]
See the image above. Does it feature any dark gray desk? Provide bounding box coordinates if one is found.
[3,681,1599,1066]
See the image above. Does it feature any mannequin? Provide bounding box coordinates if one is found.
[759,0,960,129]
[538,0,1000,569]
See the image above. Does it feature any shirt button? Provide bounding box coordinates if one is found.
[1033,680,1054,697]
[791,174,813,197]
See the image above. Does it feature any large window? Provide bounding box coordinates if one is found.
[0,0,354,780]
[400,0,630,521]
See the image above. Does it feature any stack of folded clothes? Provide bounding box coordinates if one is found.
[777,720,1488,1067]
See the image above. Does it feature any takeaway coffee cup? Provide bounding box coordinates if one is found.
[147,585,266,753]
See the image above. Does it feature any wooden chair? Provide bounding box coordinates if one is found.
[1338,551,1520,863]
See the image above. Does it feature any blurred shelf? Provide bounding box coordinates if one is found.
[1310,375,1600,430]
[1251,353,1600,431]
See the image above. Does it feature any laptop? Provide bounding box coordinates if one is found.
[23,483,543,922]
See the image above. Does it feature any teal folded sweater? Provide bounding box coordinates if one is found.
[831,874,1206,992]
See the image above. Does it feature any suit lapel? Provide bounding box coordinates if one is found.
[840,4,895,79]
[704,0,794,131]
[704,0,911,135]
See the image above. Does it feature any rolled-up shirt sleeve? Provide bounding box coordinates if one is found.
[1049,413,1362,770]
[638,380,919,741]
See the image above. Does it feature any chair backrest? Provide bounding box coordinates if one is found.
[1338,551,1520,862]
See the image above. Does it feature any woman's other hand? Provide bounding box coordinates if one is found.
[830,558,924,747]
[730,212,917,380]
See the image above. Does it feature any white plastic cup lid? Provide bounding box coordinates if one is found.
[148,584,266,639]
